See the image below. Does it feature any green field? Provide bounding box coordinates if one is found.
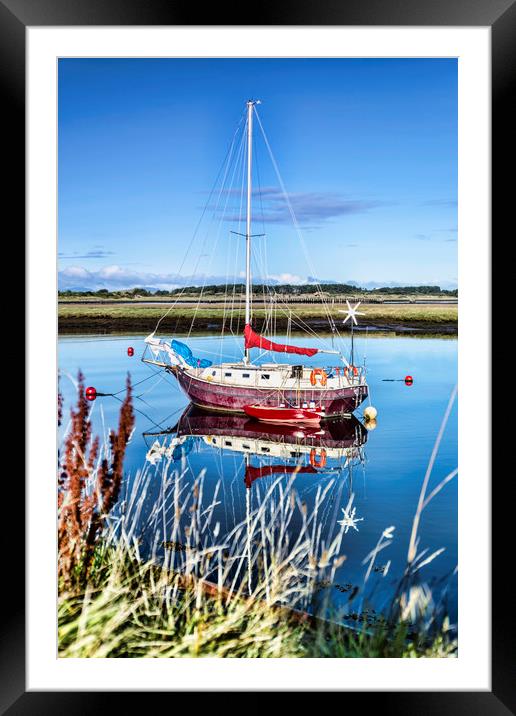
[58,301,458,333]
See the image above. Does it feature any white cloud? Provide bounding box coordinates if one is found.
[98,265,127,278]
[59,264,322,291]
[60,266,90,278]
[58,264,457,292]
[266,272,306,285]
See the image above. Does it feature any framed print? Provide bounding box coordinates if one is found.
[3,0,514,709]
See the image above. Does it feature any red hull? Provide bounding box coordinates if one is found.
[174,369,368,417]
[167,404,368,449]
[244,404,322,425]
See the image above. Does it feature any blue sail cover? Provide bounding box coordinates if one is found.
[172,436,194,461]
[171,339,212,369]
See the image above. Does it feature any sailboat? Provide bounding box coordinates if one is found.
[143,100,369,418]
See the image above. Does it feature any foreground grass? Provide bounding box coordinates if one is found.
[58,302,457,325]
[58,542,456,659]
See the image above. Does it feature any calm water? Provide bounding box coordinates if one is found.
[59,332,458,626]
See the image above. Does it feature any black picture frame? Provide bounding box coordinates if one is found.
[4,0,513,710]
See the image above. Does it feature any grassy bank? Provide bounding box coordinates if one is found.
[58,541,455,659]
[57,376,458,659]
[58,302,458,334]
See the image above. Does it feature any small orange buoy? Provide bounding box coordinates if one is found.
[85,386,97,401]
[127,346,134,357]
[405,375,413,386]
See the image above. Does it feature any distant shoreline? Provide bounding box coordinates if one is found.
[58,316,457,337]
[58,300,457,337]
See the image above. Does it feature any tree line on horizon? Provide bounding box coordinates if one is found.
[58,283,458,298]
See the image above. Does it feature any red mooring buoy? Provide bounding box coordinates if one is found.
[85,386,97,401]
[405,375,413,386]
[127,346,134,357]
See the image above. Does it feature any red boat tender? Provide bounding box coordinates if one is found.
[244,404,323,425]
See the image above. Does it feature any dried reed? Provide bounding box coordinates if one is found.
[58,372,134,591]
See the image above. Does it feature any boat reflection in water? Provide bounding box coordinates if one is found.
[129,404,370,617]
[144,404,368,491]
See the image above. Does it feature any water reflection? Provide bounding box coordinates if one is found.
[118,405,372,618]
[144,404,368,490]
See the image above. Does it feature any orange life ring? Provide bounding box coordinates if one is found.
[310,448,327,468]
[310,368,328,387]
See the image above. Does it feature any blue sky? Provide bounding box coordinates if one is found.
[58,58,457,291]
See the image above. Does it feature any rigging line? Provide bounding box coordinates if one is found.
[168,111,246,333]
[248,229,283,342]
[222,123,247,347]
[223,141,243,342]
[221,147,240,341]
[253,108,347,351]
[235,126,249,351]
[133,370,171,400]
[253,138,270,331]
[248,236,332,349]
[153,109,246,336]
[269,289,340,348]
[274,287,278,345]
[160,404,188,431]
[185,122,247,337]
[250,243,265,319]
[134,395,155,410]
[105,369,166,398]
[224,120,248,354]
[259,250,273,339]
[186,118,248,340]
[109,391,166,432]
[178,344,240,361]
[220,221,232,342]
[253,248,272,327]
[262,295,330,345]
[254,133,267,239]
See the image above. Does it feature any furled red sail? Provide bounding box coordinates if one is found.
[244,324,318,357]
[245,464,318,488]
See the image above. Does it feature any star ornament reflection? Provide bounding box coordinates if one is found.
[338,494,364,533]
[339,300,365,326]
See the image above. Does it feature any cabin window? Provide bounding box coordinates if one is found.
[261,374,270,380]
[212,371,216,376]
[243,444,250,450]
[261,447,270,453]
[242,373,250,378]
[225,440,232,447]
[224,372,232,377]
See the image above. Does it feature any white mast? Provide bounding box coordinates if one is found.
[244,99,259,364]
